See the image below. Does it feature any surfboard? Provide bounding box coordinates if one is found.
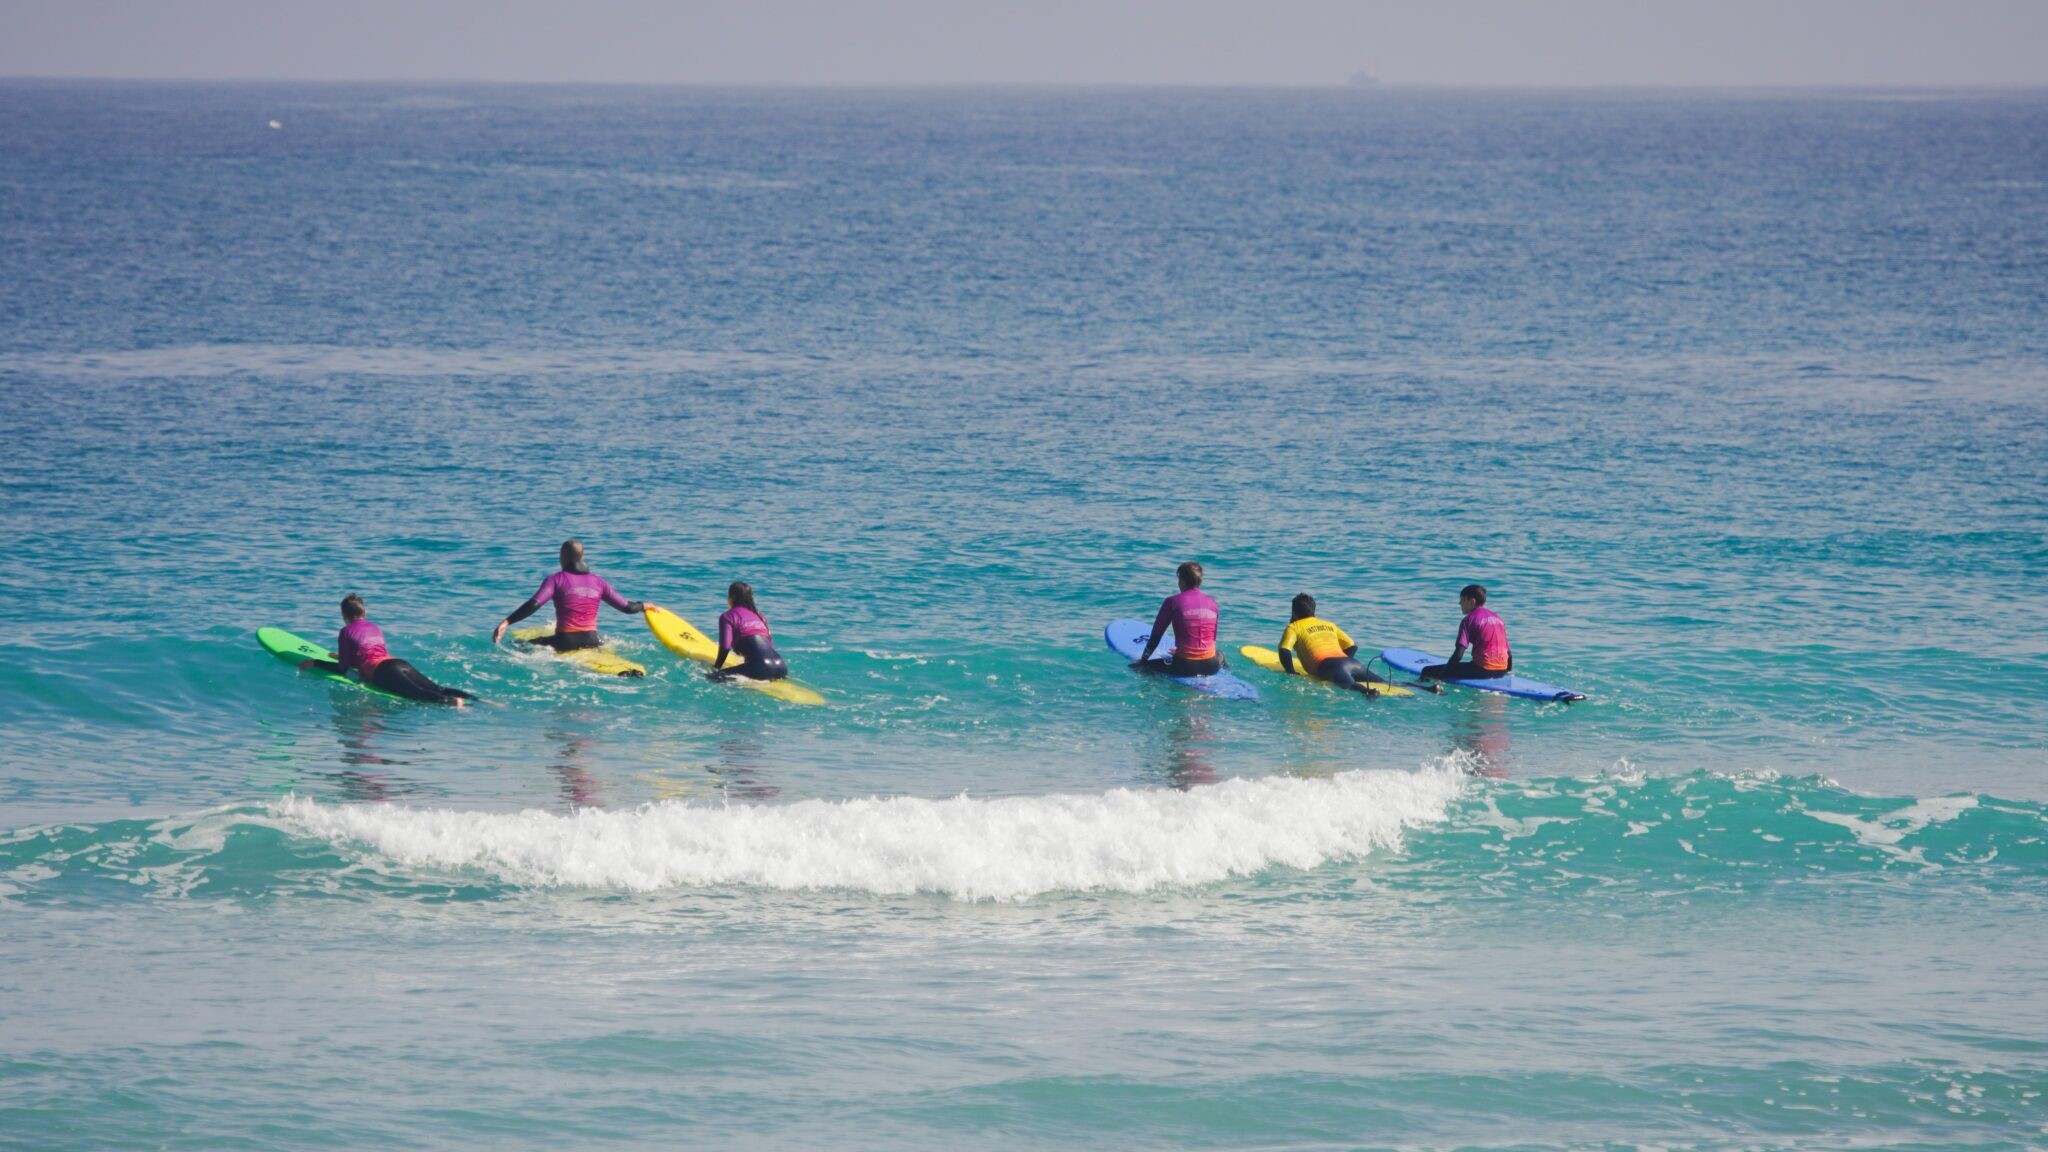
[1238,646,1415,697]
[512,626,646,678]
[643,606,826,705]
[1104,619,1259,700]
[256,626,405,699]
[1376,648,1586,702]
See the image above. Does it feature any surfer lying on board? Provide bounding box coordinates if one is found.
[1135,561,1226,676]
[1276,593,1389,697]
[491,539,647,650]
[301,594,477,705]
[709,581,790,682]
[1420,584,1513,681]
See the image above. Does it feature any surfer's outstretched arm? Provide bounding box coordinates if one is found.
[492,595,544,645]
[494,571,564,644]
[597,578,645,616]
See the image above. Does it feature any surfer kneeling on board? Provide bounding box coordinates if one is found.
[1136,561,1225,676]
[1277,593,1386,698]
[1421,584,1512,682]
[491,539,646,651]
[709,581,789,682]
[301,594,477,705]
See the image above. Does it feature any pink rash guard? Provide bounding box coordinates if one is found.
[336,618,390,676]
[718,605,771,650]
[1151,588,1219,661]
[532,570,635,633]
[1455,606,1511,671]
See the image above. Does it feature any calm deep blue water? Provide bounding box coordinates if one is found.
[2,82,2046,1150]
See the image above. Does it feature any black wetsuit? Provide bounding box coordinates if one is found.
[310,657,475,705]
[1421,655,1512,681]
[1314,654,1387,692]
[522,629,607,652]
[369,658,477,704]
[1161,653,1225,677]
[713,631,789,681]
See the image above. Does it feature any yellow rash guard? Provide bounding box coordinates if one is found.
[1278,616,1356,672]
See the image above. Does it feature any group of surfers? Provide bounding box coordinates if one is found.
[299,543,1515,708]
[1137,561,1513,698]
[301,540,788,706]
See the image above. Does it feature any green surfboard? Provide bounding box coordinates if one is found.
[256,626,405,699]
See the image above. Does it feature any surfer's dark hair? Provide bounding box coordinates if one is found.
[1292,593,1316,619]
[1461,584,1487,605]
[560,539,586,572]
[341,593,366,620]
[728,581,757,611]
[1177,561,1203,589]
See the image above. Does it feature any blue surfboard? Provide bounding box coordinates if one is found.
[1377,648,1586,702]
[1105,619,1259,701]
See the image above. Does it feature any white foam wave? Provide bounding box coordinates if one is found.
[1805,795,1979,865]
[273,769,1463,901]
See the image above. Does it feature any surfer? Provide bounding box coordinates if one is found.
[709,582,789,682]
[300,594,477,705]
[491,540,646,651]
[1420,584,1513,682]
[1135,561,1225,676]
[1276,593,1387,697]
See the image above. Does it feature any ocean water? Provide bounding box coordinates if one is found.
[1,82,2045,1149]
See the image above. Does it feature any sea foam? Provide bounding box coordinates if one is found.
[273,768,1463,901]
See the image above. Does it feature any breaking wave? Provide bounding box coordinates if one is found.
[274,767,1464,900]
[5,769,2042,907]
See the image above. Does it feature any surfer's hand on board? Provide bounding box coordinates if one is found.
[491,620,508,645]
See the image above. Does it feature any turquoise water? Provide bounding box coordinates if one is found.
[2,83,2046,1148]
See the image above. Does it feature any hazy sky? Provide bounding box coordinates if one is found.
[3,0,2045,87]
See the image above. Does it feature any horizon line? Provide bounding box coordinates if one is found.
[4,74,2047,93]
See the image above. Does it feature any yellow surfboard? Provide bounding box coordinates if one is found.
[512,627,647,678]
[644,606,826,706]
[1239,645,1414,697]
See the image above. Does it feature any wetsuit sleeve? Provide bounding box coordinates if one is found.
[1277,622,1301,672]
[1141,598,1172,659]
[1454,615,1474,653]
[599,578,644,615]
[702,610,726,669]
[505,574,555,625]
